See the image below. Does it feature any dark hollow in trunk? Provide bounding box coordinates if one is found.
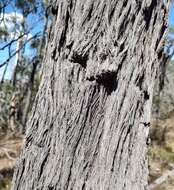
[11,0,169,189]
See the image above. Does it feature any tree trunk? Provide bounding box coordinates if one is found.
[21,59,39,133]
[9,95,17,131]
[22,15,48,131]
[12,38,24,87]
[11,0,169,190]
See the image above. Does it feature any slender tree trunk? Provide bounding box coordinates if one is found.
[21,59,38,133]
[21,15,49,131]
[9,95,17,131]
[11,0,169,190]
[12,38,23,87]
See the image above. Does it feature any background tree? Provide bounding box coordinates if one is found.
[11,0,170,190]
[151,23,174,144]
[0,0,50,134]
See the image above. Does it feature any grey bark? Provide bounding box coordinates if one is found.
[22,15,49,131]
[11,0,169,190]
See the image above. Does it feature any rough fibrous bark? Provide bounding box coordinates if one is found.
[11,0,169,189]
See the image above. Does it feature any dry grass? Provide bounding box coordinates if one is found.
[149,115,174,190]
[0,135,23,190]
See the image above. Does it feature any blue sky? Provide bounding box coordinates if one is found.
[0,1,174,80]
[169,1,174,26]
[0,1,44,80]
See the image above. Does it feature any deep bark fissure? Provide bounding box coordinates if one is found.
[143,0,157,30]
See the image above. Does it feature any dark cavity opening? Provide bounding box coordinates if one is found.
[87,71,118,95]
[70,52,88,68]
[143,0,157,30]
[143,90,150,100]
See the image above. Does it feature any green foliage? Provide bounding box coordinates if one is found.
[15,0,37,16]
[153,95,161,106]
[0,61,41,132]
[15,0,25,8]
[30,38,40,49]
[168,26,174,34]
[0,0,48,133]
[42,0,48,6]
[0,177,11,190]
[0,82,13,131]
[149,146,174,163]
[0,26,9,40]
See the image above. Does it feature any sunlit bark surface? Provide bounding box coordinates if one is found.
[11,0,169,189]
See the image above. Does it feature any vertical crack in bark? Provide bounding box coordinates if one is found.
[143,0,157,30]
[38,151,50,180]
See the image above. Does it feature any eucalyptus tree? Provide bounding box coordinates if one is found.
[12,0,170,189]
[0,0,49,132]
